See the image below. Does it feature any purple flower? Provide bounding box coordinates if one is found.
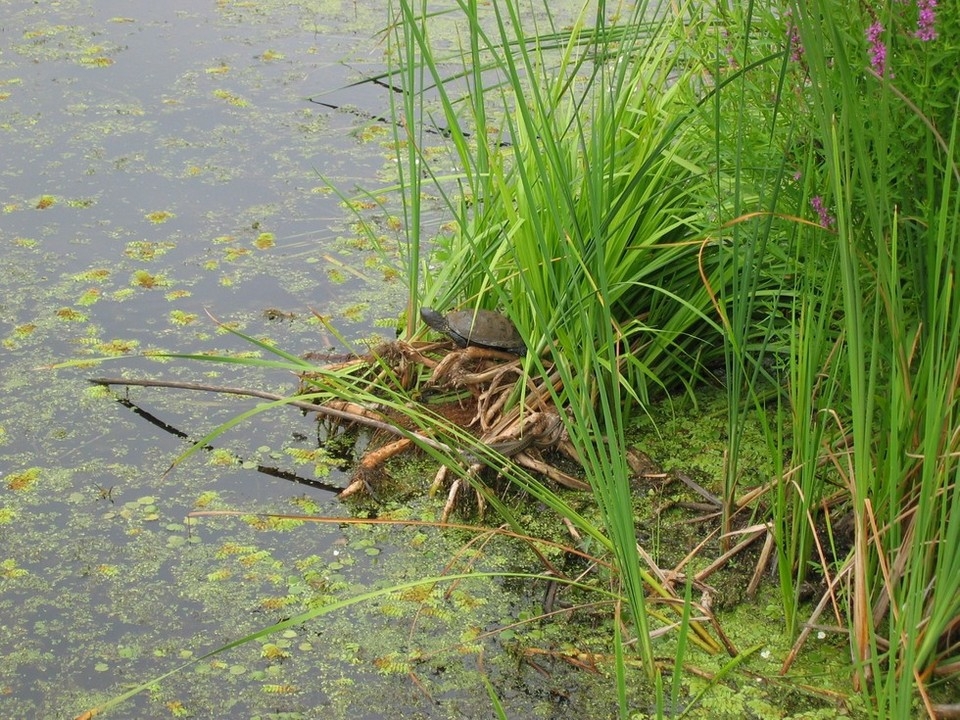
[915,0,938,41]
[810,196,835,229]
[866,22,888,76]
[785,11,804,63]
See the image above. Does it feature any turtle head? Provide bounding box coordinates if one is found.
[419,307,447,332]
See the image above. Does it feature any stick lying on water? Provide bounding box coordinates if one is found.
[88,376,454,455]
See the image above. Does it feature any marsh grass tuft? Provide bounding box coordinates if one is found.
[389,0,960,714]
[717,1,960,715]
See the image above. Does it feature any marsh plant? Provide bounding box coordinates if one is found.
[770,1,959,716]
[385,0,732,705]
[384,0,960,715]
[699,1,959,716]
[80,0,959,716]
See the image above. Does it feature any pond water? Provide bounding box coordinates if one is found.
[2,2,595,718]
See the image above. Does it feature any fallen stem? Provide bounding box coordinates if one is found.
[88,376,455,454]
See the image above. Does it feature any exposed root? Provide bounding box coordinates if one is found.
[93,340,589,512]
[302,341,592,509]
[442,477,462,521]
[338,437,412,499]
[514,452,590,491]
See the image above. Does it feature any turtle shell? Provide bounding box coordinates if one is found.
[421,307,526,355]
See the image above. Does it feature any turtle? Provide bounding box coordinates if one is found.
[420,307,527,356]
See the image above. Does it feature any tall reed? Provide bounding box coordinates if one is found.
[719,0,960,713]
[392,0,960,713]
[387,0,729,703]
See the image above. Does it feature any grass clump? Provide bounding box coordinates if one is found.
[385,0,960,716]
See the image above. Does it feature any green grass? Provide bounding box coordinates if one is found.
[387,0,960,715]
[724,1,960,715]
[385,0,734,703]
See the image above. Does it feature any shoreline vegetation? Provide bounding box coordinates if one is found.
[77,0,959,717]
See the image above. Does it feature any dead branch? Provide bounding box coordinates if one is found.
[89,376,454,455]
